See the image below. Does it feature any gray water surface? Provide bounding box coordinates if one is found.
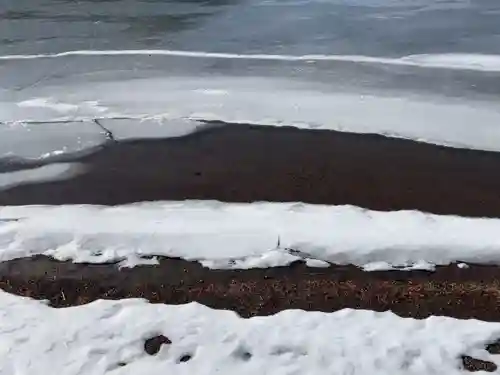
[2,0,500,56]
[1,0,500,154]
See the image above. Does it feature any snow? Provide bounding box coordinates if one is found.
[0,289,499,375]
[305,258,330,268]
[2,201,500,270]
[0,163,85,190]
[363,260,436,272]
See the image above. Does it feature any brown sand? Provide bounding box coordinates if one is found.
[2,123,500,217]
[1,255,500,322]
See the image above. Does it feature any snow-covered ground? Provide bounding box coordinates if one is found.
[2,201,500,270]
[0,289,499,375]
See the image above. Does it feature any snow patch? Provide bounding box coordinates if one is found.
[363,260,436,272]
[305,258,330,268]
[1,290,500,375]
[2,201,500,269]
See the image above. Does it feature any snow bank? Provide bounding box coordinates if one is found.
[0,290,499,375]
[1,201,500,269]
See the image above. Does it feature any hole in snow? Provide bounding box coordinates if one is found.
[178,354,192,363]
[144,335,172,356]
[486,339,500,355]
[461,355,497,372]
[239,351,252,361]
[232,345,253,361]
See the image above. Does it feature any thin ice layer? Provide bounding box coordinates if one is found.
[0,120,105,159]
[0,290,499,375]
[0,163,84,190]
[3,74,500,152]
[2,201,500,269]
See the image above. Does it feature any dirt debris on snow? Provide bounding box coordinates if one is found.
[144,335,172,356]
[462,355,497,372]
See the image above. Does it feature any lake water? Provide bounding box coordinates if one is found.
[1,0,500,152]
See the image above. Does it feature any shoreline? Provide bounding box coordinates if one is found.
[3,124,500,331]
[2,255,500,322]
[2,123,500,217]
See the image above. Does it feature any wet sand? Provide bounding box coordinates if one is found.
[2,122,500,217]
[2,255,500,322]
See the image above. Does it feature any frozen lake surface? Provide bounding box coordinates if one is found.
[1,0,500,156]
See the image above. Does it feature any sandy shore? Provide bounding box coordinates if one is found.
[2,122,500,217]
[3,124,500,354]
[1,255,500,322]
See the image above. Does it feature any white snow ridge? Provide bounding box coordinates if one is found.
[0,290,499,375]
[1,201,500,270]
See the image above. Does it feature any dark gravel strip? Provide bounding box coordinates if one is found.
[1,255,500,322]
[3,123,500,217]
